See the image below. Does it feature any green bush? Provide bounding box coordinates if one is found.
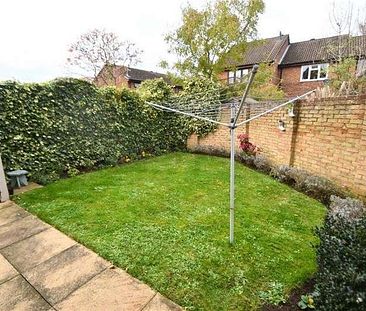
[0,79,191,183]
[174,77,222,137]
[296,174,343,206]
[137,77,174,102]
[270,165,295,185]
[270,165,344,205]
[237,153,256,167]
[315,196,366,311]
[253,154,272,173]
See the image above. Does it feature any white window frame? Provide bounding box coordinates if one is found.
[300,63,329,82]
[228,71,235,84]
[227,68,250,84]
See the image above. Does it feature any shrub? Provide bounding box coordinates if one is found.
[137,77,173,102]
[271,165,344,206]
[190,145,229,158]
[270,165,295,185]
[237,133,259,155]
[236,133,266,169]
[30,171,60,185]
[253,154,272,173]
[298,294,316,309]
[286,167,311,187]
[236,153,255,167]
[258,281,287,306]
[328,195,366,220]
[297,175,343,205]
[176,77,223,137]
[315,196,366,311]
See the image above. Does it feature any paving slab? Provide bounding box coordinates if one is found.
[14,182,43,195]
[0,253,18,284]
[0,201,13,210]
[0,202,182,310]
[0,203,30,226]
[142,293,183,311]
[0,275,52,311]
[23,244,110,305]
[1,228,76,272]
[0,215,50,249]
[55,267,156,311]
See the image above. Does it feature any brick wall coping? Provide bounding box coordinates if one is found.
[301,94,366,103]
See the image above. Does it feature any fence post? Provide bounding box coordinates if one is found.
[0,154,9,202]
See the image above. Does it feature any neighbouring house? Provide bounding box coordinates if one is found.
[280,35,366,96]
[219,34,290,85]
[94,65,168,89]
[222,34,366,96]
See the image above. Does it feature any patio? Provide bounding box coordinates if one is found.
[0,201,181,311]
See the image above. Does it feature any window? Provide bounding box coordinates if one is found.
[300,63,329,81]
[228,68,249,84]
[228,71,235,84]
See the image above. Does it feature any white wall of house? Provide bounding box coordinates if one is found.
[0,155,9,202]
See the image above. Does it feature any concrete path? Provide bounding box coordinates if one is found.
[0,201,182,311]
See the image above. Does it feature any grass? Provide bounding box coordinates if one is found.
[16,153,326,310]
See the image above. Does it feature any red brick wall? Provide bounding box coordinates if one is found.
[94,74,129,88]
[94,66,130,88]
[218,71,228,84]
[280,66,325,96]
[187,96,366,196]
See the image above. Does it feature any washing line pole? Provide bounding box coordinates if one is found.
[146,66,317,245]
[0,154,9,202]
[229,103,236,244]
[228,64,258,244]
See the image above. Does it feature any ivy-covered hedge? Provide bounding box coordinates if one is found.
[315,196,366,311]
[0,79,190,183]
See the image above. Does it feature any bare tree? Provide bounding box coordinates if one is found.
[359,22,366,35]
[326,1,355,61]
[324,2,366,94]
[357,8,366,35]
[67,29,143,84]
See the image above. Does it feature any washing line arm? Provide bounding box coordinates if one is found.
[146,102,230,127]
[232,64,259,127]
[235,89,316,128]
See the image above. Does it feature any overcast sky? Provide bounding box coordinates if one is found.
[0,0,364,82]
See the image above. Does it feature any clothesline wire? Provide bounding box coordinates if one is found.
[160,93,288,112]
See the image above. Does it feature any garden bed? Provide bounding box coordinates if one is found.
[16,153,325,310]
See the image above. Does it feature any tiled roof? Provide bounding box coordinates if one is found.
[281,35,366,65]
[125,67,167,82]
[239,35,289,66]
[102,65,167,82]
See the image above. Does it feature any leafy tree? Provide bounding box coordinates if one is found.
[137,78,173,102]
[164,0,264,79]
[328,57,366,94]
[228,63,285,99]
[67,29,143,83]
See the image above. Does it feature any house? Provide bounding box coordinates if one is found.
[222,34,366,96]
[280,35,366,96]
[220,34,290,85]
[94,65,168,89]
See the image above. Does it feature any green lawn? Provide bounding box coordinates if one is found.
[16,153,325,310]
